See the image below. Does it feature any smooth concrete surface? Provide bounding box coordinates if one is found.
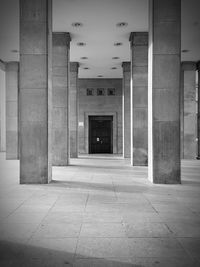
[70,62,79,158]
[52,32,70,166]
[78,79,123,154]
[122,62,131,158]
[19,0,52,183]
[0,152,200,266]
[130,33,148,166]
[0,64,6,152]
[181,62,197,159]
[6,62,19,160]
[148,0,181,183]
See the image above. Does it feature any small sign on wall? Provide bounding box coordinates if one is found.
[79,122,84,127]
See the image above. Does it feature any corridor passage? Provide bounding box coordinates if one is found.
[0,153,200,266]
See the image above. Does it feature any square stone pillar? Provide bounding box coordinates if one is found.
[19,0,52,183]
[122,62,131,158]
[70,62,79,158]
[148,0,181,183]
[197,61,200,160]
[181,62,197,159]
[129,33,148,165]
[0,60,6,152]
[52,32,71,165]
[6,62,19,159]
[180,65,184,159]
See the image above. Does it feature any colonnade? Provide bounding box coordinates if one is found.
[1,0,199,184]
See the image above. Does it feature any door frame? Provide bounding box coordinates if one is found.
[84,111,118,154]
[89,115,113,154]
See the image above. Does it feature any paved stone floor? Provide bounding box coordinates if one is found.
[0,152,200,266]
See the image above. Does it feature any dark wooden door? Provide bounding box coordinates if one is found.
[89,116,113,154]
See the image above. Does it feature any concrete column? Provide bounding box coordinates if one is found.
[52,32,70,165]
[197,61,200,159]
[122,62,131,158]
[148,0,181,183]
[70,62,79,158]
[19,0,52,183]
[0,60,6,152]
[6,62,19,159]
[129,33,148,165]
[180,66,184,159]
[181,62,197,159]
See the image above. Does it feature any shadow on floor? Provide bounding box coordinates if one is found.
[0,240,140,267]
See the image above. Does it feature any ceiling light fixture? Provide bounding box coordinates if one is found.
[11,49,19,53]
[81,57,88,60]
[77,42,86,46]
[72,22,83,27]
[112,57,120,59]
[111,67,117,70]
[116,22,128,27]
[97,75,103,77]
[181,49,189,53]
[114,42,123,46]
[83,67,89,70]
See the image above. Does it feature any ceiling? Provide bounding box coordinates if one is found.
[0,0,200,78]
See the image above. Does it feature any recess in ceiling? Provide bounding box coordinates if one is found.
[77,42,86,46]
[11,49,19,53]
[116,22,128,27]
[72,22,83,27]
[114,42,123,46]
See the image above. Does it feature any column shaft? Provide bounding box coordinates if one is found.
[0,61,6,152]
[148,0,181,183]
[180,66,184,159]
[52,32,71,165]
[69,62,79,158]
[122,62,131,158]
[130,33,148,165]
[6,62,19,159]
[19,0,52,183]
[197,61,200,159]
[181,62,197,159]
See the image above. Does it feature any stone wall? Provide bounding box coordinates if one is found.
[182,62,197,159]
[78,79,122,154]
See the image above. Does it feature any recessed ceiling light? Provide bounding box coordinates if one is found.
[116,22,128,27]
[111,67,117,70]
[72,22,83,27]
[97,75,103,77]
[114,42,123,46]
[112,57,120,60]
[83,67,89,70]
[182,49,189,53]
[11,49,19,53]
[81,57,88,60]
[77,42,86,46]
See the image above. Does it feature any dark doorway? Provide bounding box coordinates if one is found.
[89,116,113,154]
